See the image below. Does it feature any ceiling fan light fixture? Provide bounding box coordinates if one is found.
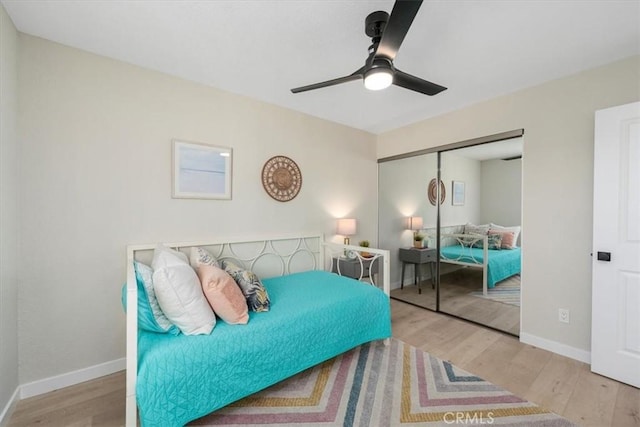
[364,68,393,91]
[290,1,446,96]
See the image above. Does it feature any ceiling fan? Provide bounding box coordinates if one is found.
[291,0,446,96]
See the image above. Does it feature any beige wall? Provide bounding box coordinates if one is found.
[0,3,20,417]
[480,158,522,230]
[378,55,640,354]
[17,35,378,384]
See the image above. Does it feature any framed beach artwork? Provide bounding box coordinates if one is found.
[172,140,232,200]
[452,180,465,206]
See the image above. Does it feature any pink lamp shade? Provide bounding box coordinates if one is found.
[337,218,357,236]
[408,216,423,231]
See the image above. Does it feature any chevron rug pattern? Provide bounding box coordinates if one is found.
[191,338,576,426]
[469,276,521,307]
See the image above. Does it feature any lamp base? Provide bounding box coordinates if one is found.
[343,237,350,257]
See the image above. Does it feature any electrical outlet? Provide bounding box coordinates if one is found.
[559,308,570,323]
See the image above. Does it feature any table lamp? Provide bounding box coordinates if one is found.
[337,218,357,246]
[408,216,423,239]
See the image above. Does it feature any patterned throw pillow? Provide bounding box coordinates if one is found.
[222,260,271,312]
[464,223,490,235]
[489,229,517,249]
[460,235,478,247]
[490,223,521,247]
[472,234,503,250]
[462,223,491,247]
[190,246,220,269]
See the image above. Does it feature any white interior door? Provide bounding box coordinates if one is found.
[591,101,640,388]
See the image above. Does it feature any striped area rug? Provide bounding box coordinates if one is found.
[469,276,521,307]
[191,338,576,426]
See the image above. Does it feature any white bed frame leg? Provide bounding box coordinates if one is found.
[126,395,137,426]
[383,253,391,346]
[482,268,488,296]
[482,238,488,296]
[126,250,138,427]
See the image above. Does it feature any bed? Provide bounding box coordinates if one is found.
[439,233,521,295]
[125,233,391,427]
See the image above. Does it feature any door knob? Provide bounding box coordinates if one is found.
[597,252,611,262]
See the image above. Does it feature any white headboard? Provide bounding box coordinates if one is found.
[127,232,323,279]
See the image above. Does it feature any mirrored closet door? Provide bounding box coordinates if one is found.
[438,139,522,335]
[379,152,438,311]
[378,133,523,336]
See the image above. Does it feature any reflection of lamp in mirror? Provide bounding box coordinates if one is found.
[337,218,357,245]
[408,216,423,240]
[408,216,423,232]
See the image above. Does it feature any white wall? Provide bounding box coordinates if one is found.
[440,152,482,227]
[17,35,378,384]
[378,55,640,355]
[0,3,20,420]
[480,158,522,230]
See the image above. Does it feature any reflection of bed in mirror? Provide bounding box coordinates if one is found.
[439,224,521,295]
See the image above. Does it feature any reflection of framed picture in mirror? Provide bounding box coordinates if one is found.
[172,140,232,199]
[452,180,465,206]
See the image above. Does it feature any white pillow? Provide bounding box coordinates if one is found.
[152,245,216,335]
[490,223,521,246]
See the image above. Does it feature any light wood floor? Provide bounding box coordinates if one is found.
[7,300,639,426]
[391,268,520,335]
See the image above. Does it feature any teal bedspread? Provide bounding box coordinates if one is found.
[440,246,521,288]
[136,270,391,427]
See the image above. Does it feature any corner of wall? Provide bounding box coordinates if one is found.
[0,387,19,427]
[0,2,21,423]
[519,332,591,364]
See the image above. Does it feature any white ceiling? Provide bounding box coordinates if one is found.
[2,0,639,134]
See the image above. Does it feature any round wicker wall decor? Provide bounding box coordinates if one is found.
[427,178,446,206]
[261,156,302,202]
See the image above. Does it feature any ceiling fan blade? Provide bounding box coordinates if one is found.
[291,67,365,93]
[375,0,423,61]
[394,69,447,95]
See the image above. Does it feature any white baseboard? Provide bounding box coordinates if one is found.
[520,332,591,364]
[0,386,20,427]
[20,358,126,399]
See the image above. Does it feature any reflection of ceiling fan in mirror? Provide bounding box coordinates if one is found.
[291,0,447,96]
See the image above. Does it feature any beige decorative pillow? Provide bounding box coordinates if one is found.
[197,265,249,325]
[190,246,220,269]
